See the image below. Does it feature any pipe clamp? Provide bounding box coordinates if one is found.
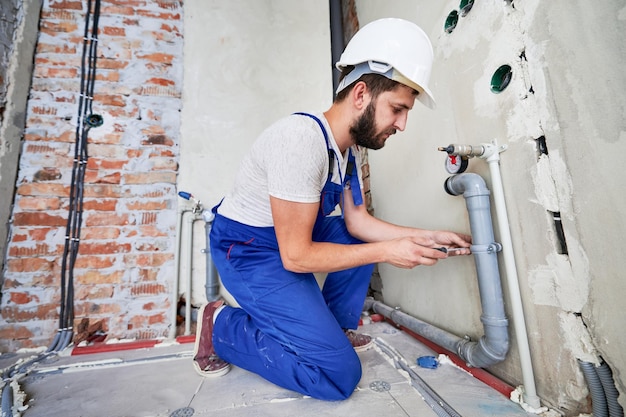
[470,243,502,253]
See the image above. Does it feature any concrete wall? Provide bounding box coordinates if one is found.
[0,0,42,287]
[179,0,333,305]
[356,0,626,414]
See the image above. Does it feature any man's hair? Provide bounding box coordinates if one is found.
[334,65,414,103]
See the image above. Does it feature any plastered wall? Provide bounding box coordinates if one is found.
[357,0,626,414]
[179,0,333,305]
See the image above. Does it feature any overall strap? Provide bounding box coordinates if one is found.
[346,149,363,206]
[292,112,363,207]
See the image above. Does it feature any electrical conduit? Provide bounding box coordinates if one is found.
[579,360,624,417]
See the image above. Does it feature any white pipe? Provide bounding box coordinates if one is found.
[169,206,188,339]
[480,141,541,409]
[183,213,204,335]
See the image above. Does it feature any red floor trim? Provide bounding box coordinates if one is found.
[388,319,516,399]
[71,335,196,356]
[176,335,196,344]
[72,339,159,355]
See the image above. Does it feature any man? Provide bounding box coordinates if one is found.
[192,18,471,401]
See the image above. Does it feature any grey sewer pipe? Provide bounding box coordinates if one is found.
[366,173,509,368]
[202,209,221,303]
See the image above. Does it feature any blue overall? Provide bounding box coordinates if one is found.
[210,113,375,400]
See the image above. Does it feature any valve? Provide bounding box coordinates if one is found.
[438,141,509,171]
[178,191,203,213]
[438,144,486,158]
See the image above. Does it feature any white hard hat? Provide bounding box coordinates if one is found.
[336,18,436,109]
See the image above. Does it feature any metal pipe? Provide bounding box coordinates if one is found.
[203,210,220,302]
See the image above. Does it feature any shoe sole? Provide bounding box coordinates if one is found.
[192,359,231,377]
[353,340,373,353]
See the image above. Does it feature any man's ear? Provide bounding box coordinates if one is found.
[351,81,370,110]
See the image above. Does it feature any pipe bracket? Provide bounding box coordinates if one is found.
[470,242,502,253]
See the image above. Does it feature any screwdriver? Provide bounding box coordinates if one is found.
[435,247,469,254]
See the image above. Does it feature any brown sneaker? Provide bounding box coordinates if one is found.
[193,300,231,377]
[345,329,373,352]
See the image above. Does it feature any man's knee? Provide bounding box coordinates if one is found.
[321,348,362,400]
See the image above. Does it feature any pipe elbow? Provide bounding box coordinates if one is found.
[444,173,490,198]
[458,333,509,368]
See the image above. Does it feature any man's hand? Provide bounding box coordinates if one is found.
[422,230,472,257]
[383,237,449,268]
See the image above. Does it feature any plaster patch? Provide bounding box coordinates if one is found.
[546,150,574,217]
[619,5,626,20]
[529,252,588,312]
[558,236,591,313]
[530,155,559,212]
[559,311,598,363]
[529,150,574,219]
[552,254,589,313]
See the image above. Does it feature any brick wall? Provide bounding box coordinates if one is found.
[0,0,183,351]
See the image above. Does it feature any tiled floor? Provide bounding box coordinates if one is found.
[2,321,539,417]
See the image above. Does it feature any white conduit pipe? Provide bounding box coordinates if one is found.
[168,206,188,340]
[169,206,203,338]
[480,142,541,409]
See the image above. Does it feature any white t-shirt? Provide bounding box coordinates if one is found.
[217,112,364,227]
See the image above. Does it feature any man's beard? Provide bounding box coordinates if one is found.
[349,101,396,150]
